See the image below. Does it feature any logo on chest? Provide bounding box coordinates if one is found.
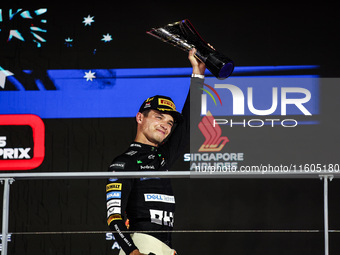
[144,193,175,204]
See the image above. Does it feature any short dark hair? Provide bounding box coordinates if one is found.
[140,109,151,117]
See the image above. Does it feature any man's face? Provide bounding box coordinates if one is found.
[137,110,174,146]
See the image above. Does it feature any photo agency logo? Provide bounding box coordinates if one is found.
[187,77,319,175]
[200,77,318,128]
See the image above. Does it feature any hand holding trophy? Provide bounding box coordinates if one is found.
[147,19,234,79]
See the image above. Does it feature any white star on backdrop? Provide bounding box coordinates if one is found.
[101,33,112,42]
[84,70,96,81]
[0,68,14,89]
[83,15,95,26]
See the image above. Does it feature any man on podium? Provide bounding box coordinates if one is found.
[106,49,205,255]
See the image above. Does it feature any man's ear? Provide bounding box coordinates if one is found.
[136,112,143,124]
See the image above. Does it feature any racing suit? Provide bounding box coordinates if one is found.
[106,77,204,254]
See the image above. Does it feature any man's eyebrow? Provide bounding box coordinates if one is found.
[154,111,163,117]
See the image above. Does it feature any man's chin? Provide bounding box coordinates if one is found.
[153,135,169,146]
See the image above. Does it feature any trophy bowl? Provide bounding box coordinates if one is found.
[147,19,234,79]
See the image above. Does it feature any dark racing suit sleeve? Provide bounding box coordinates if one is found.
[163,77,204,168]
[106,162,137,254]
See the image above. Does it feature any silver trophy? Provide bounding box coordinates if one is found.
[147,19,234,79]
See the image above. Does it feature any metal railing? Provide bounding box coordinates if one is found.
[0,170,339,255]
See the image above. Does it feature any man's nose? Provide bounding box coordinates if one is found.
[160,122,170,131]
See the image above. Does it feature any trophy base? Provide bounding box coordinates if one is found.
[219,62,235,79]
[206,52,234,79]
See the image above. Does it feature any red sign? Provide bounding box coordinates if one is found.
[198,111,229,152]
[0,114,45,170]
